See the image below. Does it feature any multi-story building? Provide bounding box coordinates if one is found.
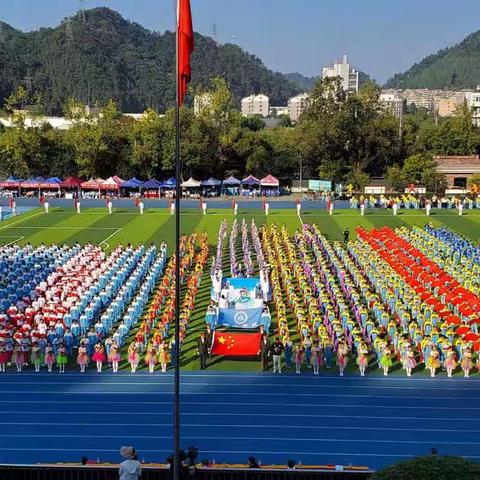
[380,89,468,116]
[379,92,404,117]
[288,93,310,122]
[322,55,359,95]
[466,91,480,126]
[240,94,270,117]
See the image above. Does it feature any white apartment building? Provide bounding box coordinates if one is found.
[241,94,270,117]
[322,55,359,95]
[288,93,310,122]
[379,92,404,117]
[466,92,480,126]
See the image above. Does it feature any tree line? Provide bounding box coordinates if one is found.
[1,77,480,190]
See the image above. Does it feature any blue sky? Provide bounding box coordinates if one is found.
[2,0,480,82]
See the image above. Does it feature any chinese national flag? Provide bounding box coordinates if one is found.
[177,0,194,105]
[211,332,262,356]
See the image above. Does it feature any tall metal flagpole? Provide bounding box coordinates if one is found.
[174,0,181,478]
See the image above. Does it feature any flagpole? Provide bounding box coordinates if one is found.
[174,0,181,478]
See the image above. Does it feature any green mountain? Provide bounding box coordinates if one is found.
[283,72,317,91]
[0,8,299,114]
[385,30,480,89]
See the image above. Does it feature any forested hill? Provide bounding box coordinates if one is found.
[385,29,480,89]
[0,7,300,114]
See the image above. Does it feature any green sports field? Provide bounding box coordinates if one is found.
[2,206,480,371]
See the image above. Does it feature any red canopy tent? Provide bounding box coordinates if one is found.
[81,178,104,190]
[100,176,124,190]
[61,177,84,188]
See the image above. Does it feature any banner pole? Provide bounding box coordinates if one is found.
[174,0,181,478]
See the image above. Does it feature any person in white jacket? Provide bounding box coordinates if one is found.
[119,446,142,480]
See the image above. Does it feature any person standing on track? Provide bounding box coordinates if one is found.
[202,199,207,215]
[197,332,209,370]
[107,198,113,215]
[75,197,81,214]
[44,199,49,214]
[264,199,270,216]
[169,198,175,215]
[233,200,238,216]
[360,199,365,216]
[138,200,144,215]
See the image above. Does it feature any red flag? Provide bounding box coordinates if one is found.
[177,0,194,105]
[211,332,262,356]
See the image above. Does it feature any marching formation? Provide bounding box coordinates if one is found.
[1,213,480,377]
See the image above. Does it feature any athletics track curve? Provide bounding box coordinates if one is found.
[0,371,479,470]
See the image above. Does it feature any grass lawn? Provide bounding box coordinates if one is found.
[2,206,480,373]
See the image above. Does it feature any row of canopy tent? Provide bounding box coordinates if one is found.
[0,174,280,190]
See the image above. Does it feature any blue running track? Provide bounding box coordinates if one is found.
[0,372,479,469]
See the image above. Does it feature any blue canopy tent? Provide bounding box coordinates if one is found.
[121,177,143,188]
[141,178,163,199]
[223,175,241,195]
[201,177,222,187]
[242,175,260,186]
[141,178,163,189]
[223,176,241,185]
[201,177,222,197]
[241,175,261,197]
[164,177,176,187]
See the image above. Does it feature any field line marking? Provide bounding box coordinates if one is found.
[3,235,25,247]
[5,226,119,230]
[99,228,122,250]
[0,211,42,231]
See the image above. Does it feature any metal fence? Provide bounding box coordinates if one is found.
[0,465,373,480]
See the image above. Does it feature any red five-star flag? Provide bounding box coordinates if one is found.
[211,332,262,356]
[177,0,194,105]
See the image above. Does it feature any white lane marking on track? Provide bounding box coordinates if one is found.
[5,371,474,381]
[0,387,476,399]
[2,422,480,433]
[0,379,476,389]
[0,411,475,421]
[3,433,480,446]
[0,399,477,411]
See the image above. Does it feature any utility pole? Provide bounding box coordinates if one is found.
[78,0,86,24]
[211,22,218,45]
[65,16,74,47]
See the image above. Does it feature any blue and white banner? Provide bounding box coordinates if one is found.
[218,307,263,329]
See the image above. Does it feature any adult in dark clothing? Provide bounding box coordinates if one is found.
[197,333,209,370]
[271,337,285,373]
[258,335,271,371]
[343,228,350,243]
[204,324,213,357]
